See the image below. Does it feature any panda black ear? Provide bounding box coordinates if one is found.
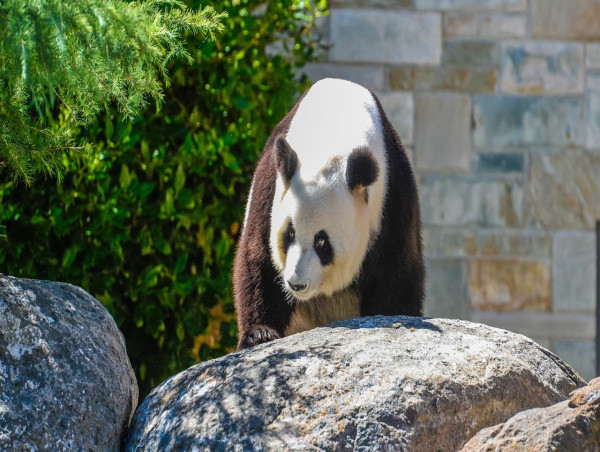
[275,135,298,185]
[346,147,379,195]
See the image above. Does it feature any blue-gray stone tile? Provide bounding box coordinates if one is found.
[416,0,526,10]
[553,340,596,382]
[500,41,584,94]
[475,153,525,173]
[472,96,584,149]
[424,258,470,320]
[443,41,499,67]
[553,231,596,312]
[330,9,441,65]
[419,175,525,227]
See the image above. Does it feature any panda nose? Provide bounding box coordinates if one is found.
[288,281,307,292]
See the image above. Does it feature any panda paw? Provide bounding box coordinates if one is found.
[239,326,281,349]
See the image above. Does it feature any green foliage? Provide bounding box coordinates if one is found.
[0,0,327,398]
[0,0,225,183]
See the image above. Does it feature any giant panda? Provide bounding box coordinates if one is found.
[233,78,424,349]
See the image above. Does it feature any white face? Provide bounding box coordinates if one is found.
[270,176,371,301]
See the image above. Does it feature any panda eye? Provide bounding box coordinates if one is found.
[313,230,333,265]
[282,222,295,253]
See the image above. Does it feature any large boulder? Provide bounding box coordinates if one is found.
[125,316,584,451]
[461,377,600,451]
[0,274,138,451]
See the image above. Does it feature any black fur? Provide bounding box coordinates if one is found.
[275,135,298,185]
[313,230,333,266]
[355,92,425,318]
[346,147,379,193]
[233,81,424,350]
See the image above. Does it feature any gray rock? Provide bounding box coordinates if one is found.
[461,376,600,451]
[125,316,584,451]
[0,274,138,451]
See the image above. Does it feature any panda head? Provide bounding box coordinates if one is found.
[270,135,379,301]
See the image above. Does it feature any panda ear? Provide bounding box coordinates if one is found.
[346,147,379,196]
[275,135,299,185]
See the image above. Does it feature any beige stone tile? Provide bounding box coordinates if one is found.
[531,0,600,41]
[469,260,552,311]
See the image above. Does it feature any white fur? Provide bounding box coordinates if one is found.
[270,78,387,301]
[284,287,359,336]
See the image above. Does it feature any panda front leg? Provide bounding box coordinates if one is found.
[233,237,294,350]
[238,325,281,349]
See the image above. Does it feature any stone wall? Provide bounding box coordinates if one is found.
[304,0,599,381]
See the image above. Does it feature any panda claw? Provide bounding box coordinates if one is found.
[239,326,281,349]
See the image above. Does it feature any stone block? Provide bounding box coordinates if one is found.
[587,73,600,91]
[553,341,596,382]
[471,311,596,341]
[587,91,600,150]
[423,229,475,258]
[444,13,526,39]
[443,41,499,67]
[302,64,386,91]
[587,43,600,69]
[472,96,584,150]
[424,259,470,319]
[553,232,596,312]
[330,9,441,65]
[500,41,584,95]
[531,0,600,41]
[419,176,525,227]
[529,149,600,229]
[414,93,470,173]
[377,91,414,145]
[416,0,525,10]
[474,231,552,259]
[389,66,497,93]
[469,260,552,311]
[475,153,525,173]
[423,229,552,259]
[331,0,412,6]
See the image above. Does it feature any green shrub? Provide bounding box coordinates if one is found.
[0,0,225,183]
[0,0,326,398]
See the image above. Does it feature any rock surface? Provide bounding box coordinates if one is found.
[124,316,584,451]
[0,274,138,451]
[461,377,600,451]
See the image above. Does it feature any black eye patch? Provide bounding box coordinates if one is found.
[313,230,334,265]
[282,221,295,254]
